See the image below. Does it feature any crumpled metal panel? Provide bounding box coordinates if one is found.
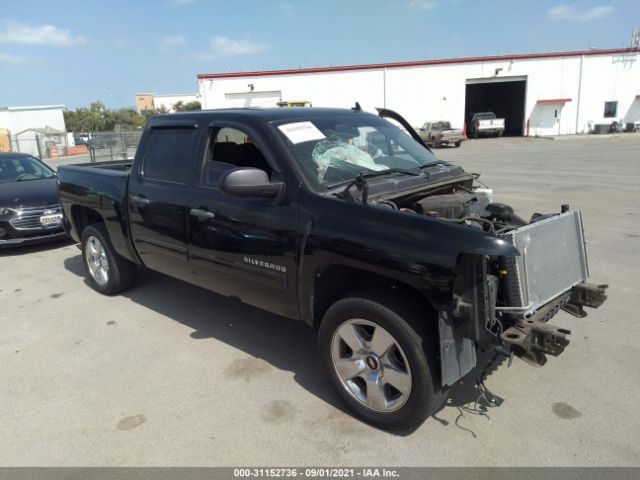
[439,311,477,386]
[504,211,589,316]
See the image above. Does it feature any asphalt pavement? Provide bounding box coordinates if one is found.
[1,135,639,466]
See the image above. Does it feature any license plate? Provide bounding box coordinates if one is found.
[40,213,63,226]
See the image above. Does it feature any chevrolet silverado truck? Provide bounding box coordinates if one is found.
[417,121,464,148]
[467,112,505,138]
[57,107,607,431]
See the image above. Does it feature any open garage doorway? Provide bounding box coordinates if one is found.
[465,77,526,136]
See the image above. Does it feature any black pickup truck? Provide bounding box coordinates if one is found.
[58,107,607,431]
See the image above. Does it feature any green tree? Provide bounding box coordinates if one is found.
[142,105,170,124]
[89,101,108,131]
[64,107,99,132]
[108,108,145,130]
[174,101,201,112]
[64,101,145,132]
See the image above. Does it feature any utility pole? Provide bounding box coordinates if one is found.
[631,28,640,48]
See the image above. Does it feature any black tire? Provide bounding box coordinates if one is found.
[81,224,136,295]
[318,291,440,431]
[454,141,461,148]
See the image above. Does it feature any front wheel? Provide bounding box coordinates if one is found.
[454,141,461,148]
[81,224,137,295]
[318,292,439,431]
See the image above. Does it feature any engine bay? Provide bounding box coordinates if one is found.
[372,176,531,234]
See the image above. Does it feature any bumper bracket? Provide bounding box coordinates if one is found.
[500,319,571,366]
[562,282,608,318]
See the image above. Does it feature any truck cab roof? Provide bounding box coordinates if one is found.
[149,107,370,125]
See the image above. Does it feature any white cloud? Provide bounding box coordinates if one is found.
[547,4,614,21]
[170,0,194,6]
[0,51,30,64]
[407,0,437,10]
[0,21,86,46]
[194,36,269,60]
[162,34,188,47]
[278,2,295,16]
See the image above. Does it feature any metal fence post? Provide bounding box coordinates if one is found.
[35,134,43,159]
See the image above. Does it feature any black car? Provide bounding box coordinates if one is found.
[0,152,67,247]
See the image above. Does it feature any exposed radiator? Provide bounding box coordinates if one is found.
[502,211,589,316]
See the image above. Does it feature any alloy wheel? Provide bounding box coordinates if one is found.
[331,319,412,412]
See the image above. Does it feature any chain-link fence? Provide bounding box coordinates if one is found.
[1,128,143,162]
[10,129,69,159]
[87,131,142,163]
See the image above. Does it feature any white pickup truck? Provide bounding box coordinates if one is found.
[468,112,505,138]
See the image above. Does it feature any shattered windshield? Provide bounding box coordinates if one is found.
[276,114,439,188]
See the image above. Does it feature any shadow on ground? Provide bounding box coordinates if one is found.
[64,254,508,435]
[0,237,75,257]
[430,351,507,437]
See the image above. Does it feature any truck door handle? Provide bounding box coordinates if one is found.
[131,195,150,207]
[190,208,215,221]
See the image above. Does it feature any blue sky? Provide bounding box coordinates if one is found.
[1,0,638,109]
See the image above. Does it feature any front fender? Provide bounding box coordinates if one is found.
[455,229,519,258]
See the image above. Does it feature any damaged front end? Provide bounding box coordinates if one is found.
[441,208,608,386]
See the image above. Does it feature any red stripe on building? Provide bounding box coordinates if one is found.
[537,98,572,104]
[197,48,640,80]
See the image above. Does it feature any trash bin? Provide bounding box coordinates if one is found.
[592,124,609,134]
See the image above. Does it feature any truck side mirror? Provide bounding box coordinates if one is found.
[220,167,283,198]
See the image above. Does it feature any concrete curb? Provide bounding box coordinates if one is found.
[547,133,640,141]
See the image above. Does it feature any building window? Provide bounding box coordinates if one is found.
[604,101,618,118]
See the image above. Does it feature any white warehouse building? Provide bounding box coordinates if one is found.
[0,105,66,153]
[197,47,640,136]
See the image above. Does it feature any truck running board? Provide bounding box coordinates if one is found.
[500,319,571,366]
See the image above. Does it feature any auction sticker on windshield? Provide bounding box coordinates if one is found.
[278,122,325,144]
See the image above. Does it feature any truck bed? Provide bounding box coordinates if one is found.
[58,160,135,261]
[62,159,133,172]
[440,129,464,140]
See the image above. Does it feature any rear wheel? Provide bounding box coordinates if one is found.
[81,224,136,295]
[318,291,439,431]
[454,141,461,148]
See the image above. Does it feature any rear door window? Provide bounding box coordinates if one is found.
[143,128,197,184]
